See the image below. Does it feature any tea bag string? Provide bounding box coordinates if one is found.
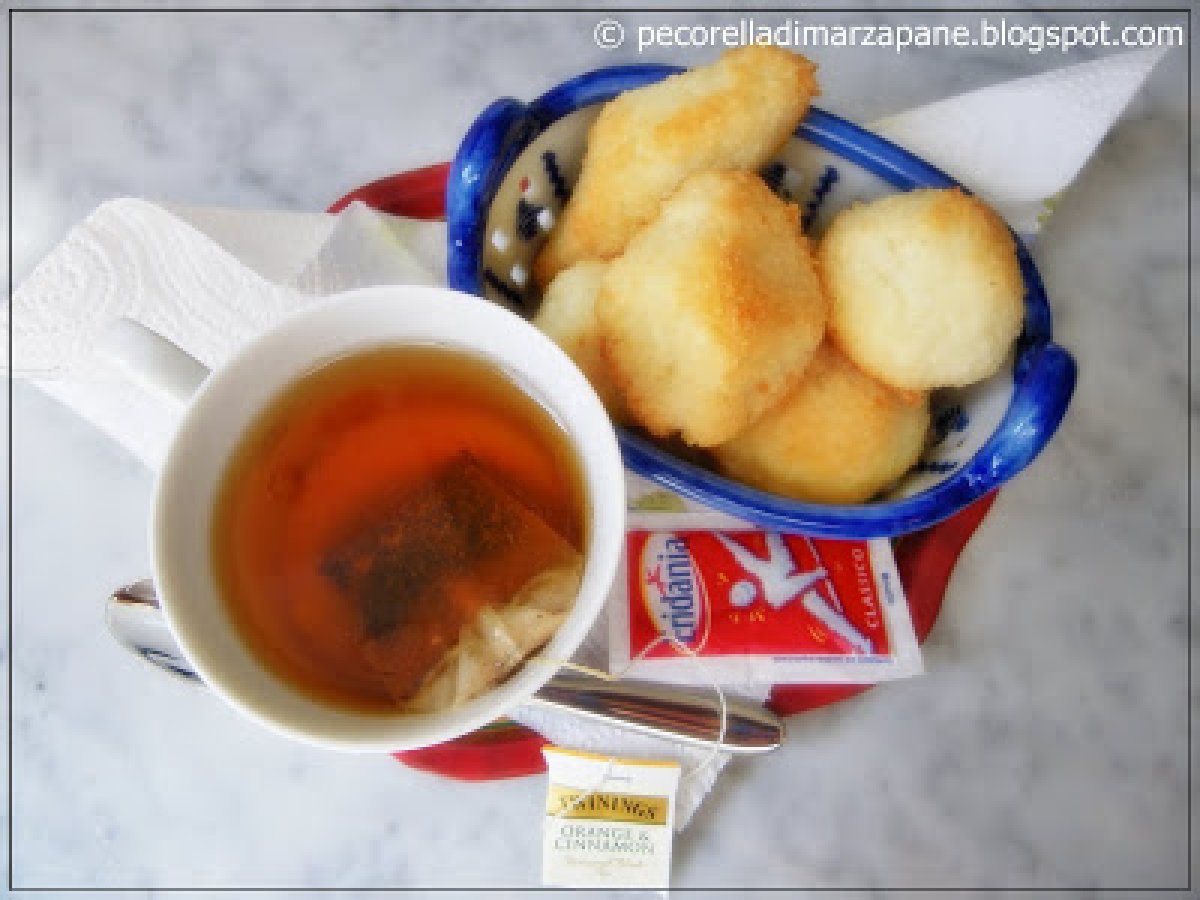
[537,629,730,804]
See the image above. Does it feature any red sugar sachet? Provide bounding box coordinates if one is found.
[609,521,922,685]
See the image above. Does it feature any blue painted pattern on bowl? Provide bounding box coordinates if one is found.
[445,64,1076,538]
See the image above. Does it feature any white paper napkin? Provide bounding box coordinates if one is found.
[870,47,1167,236]
[8,48,1165,829]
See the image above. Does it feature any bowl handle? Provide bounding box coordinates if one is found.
[446,98,539,295]
[973,341,1077,494]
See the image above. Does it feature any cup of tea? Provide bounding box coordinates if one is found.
[103,285,624,752]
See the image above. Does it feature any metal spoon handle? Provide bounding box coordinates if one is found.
[106,580,784,754]
[107,579,202,683]
[530,675,783,754]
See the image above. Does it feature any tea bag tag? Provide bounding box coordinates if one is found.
[542,746,681,891]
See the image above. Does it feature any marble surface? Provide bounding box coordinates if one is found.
[8,4,1193,894]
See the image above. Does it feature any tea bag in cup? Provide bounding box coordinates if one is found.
[320,452,582,709]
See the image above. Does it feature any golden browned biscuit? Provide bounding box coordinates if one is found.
[819,187,1025,392]
[713,343,930,504]
[534,44,819,287]
[532,260,627,421]
[597,170,827,448]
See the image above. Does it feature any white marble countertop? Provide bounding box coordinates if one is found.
[8,4,1192,894]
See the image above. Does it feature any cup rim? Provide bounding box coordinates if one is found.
[150,284,625,752]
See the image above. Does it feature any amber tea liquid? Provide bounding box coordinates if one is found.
[210,345,587,713]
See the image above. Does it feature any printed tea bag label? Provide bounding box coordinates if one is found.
[542,746,680,890]
[610,525,923,684]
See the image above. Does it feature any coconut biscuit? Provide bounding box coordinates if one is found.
[534,44,819,287]
[533,260,627,421]
[819,187,1025,392]
[714,342,930,504]
[597,170,827,448]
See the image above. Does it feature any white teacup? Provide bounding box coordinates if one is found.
[104,285,625,753]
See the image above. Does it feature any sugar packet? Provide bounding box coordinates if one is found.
[609,511,922,685]
[542,746,681,891]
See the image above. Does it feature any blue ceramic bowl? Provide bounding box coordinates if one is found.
[445,64,1076,538]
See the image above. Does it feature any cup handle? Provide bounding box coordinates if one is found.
[106,579,201,683]
[99,318,210,408]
